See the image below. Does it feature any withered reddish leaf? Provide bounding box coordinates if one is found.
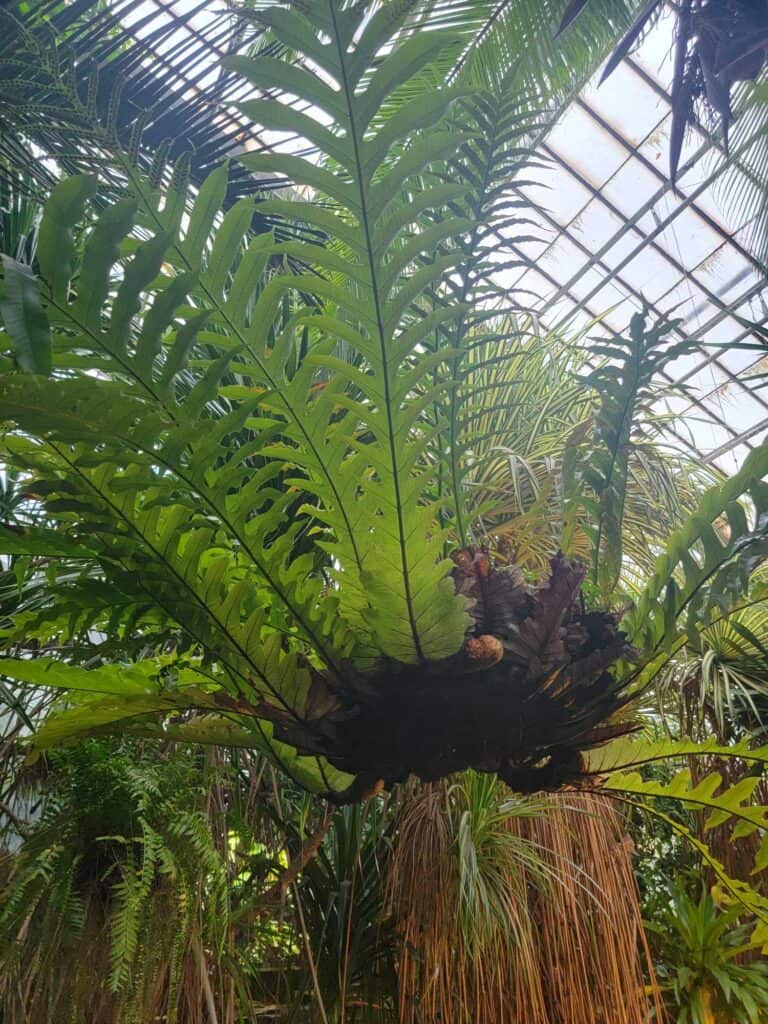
[451,546,530,636]
[504,553,585,678]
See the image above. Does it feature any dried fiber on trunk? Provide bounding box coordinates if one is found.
[389,784,661,1024]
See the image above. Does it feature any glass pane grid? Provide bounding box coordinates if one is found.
[503,10,768,474]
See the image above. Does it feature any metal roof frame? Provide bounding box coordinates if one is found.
[499,18,768,474]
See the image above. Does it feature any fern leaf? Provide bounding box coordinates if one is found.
[0,256,52,374]
[36,174,98,304]
[580,311,690,596]
[223,3,476,662]
[624,439,768,665]
[585,735,768,776]
[615,794,768,947]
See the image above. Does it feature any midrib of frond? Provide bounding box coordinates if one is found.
[447,95,508,547]
[329,0,426,662]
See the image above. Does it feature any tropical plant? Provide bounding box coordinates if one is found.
[647,886,768,1024]
[290,796,397,1022]
[457,316,713,579]
[0,740,234,1024]
[1,0,768,945]
[389,776,661,1024]
[658,583,768,742]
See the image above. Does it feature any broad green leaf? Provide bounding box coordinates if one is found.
[222,55,346,122]
[37,173,97,304]
[0,657,162,696]
[0,256,51,374]
[73,198,138,332]
[205,198,254,297]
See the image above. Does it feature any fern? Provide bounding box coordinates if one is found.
[622,441,768,690]
[1,2,481,794]
[582,734,768,939]
[0,741,234,1017]
[413,73,546,545]
[571,310,692,597]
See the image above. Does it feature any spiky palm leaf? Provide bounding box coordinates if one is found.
[658,589,768,740]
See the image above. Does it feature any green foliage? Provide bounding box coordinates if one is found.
[624,442,768,683]
[655,585,768,740]
[294,797,398,1020]
[0,255,51,374]
[0,740,229,1020]
[3,1,768,1020]
[585,735,768,943]
[647,888,768,1024]
[575,311,690,597]
[0,0,505,789]
[0,3,766,908]
[0,152,41,266]
[449,772,553,954]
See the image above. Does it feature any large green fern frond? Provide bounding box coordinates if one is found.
[0,1,485,797]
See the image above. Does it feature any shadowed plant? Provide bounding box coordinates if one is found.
[0,741,238,1024]
[647,886,768,1024]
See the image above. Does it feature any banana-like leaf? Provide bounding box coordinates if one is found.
[0,256,51,374]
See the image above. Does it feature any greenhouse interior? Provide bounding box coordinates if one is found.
[3,1,768,1021]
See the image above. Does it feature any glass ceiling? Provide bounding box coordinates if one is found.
[504,7,768,476]
[21,0,768,477]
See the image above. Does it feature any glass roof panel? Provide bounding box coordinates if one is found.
[570,199,626,248]
[582,63,665,145]
[718,347,765,377]
[653,207,724,270]
[600,160,661,217]
[506,8,768,474]
[547,108,627,183]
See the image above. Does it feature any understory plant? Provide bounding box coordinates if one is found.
[389,776,661,1024]
[648,887,768,1024]
[0,741,232,1024]
[0,0,767,949]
